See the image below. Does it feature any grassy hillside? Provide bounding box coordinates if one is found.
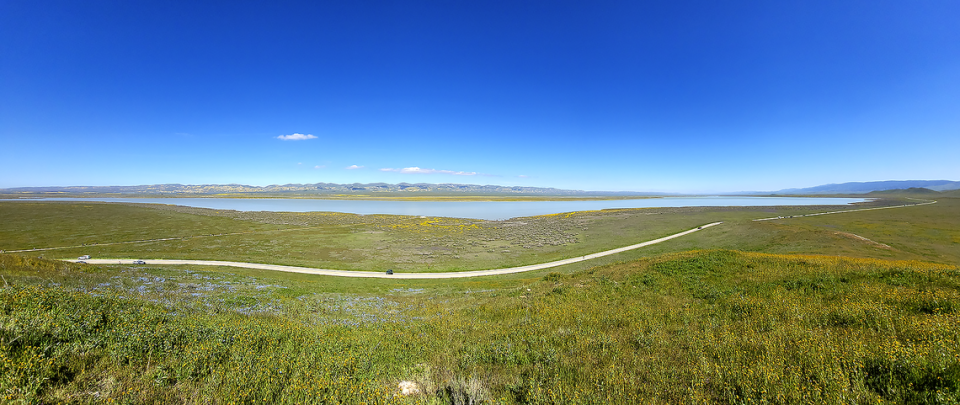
[760,197,960,264]
[2,251,958,403]
[866,187,941,195]
[4,197,953,274]
[581,197,960,266]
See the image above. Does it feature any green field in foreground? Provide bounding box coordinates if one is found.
[2,250,958,403]
[2,196,958,403]
[3,197,956,273]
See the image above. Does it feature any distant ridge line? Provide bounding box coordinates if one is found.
[773,180,960,194]
[0,182,663,196]
[2,179,958,195]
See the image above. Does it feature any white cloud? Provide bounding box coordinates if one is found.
[346,165,364,170]
[314,165,326,169]
[277,133,317,141]
[517,175,529,178]
[380,166,477,176]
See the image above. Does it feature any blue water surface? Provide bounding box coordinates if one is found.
[5,196,870,220]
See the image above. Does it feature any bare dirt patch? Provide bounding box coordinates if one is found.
[834,231,893,249]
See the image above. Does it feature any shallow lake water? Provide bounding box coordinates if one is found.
[6,196,870,220]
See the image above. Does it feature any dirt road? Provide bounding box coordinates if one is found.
[69,222,722,279]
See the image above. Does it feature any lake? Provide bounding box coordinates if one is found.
[6,196,870,220]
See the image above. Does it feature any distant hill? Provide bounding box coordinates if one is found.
[0,182,660,196]
[5,180,958,197]
[776,180,960,195]
[866,187,941,195]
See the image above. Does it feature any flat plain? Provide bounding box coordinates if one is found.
[1,195,958,403]
[3,196,948,271]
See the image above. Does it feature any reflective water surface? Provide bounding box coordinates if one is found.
[7,196,870,220]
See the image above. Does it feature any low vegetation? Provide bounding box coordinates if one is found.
[3,196,958,403]
[4,197,951,274]
[2,250,958,403]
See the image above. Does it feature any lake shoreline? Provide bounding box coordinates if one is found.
[1,196,872,221]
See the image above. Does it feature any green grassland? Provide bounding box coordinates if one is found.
[2,196,959,403]
[769,198,960,263]
[2,251,958,403]
[3,197,952,273]
[638,197,960,264]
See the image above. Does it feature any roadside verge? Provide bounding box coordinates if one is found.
[66,222,723,279]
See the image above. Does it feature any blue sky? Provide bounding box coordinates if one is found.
[2,1,958,193]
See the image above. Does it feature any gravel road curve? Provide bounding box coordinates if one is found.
[67,222,722,279]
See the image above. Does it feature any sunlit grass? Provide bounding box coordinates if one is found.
[6,197,949,275]
[2,250,958,403]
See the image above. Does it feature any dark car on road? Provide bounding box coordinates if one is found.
[133,260,146,265]
[386,269,394,275]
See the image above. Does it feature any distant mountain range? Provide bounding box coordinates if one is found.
[0,182,654,196]
[2,180,957,196]
[772,180,960,195]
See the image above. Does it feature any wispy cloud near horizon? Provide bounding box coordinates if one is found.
[346,165,364,170]
[277,133,317,141]
[379,167,478,176]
